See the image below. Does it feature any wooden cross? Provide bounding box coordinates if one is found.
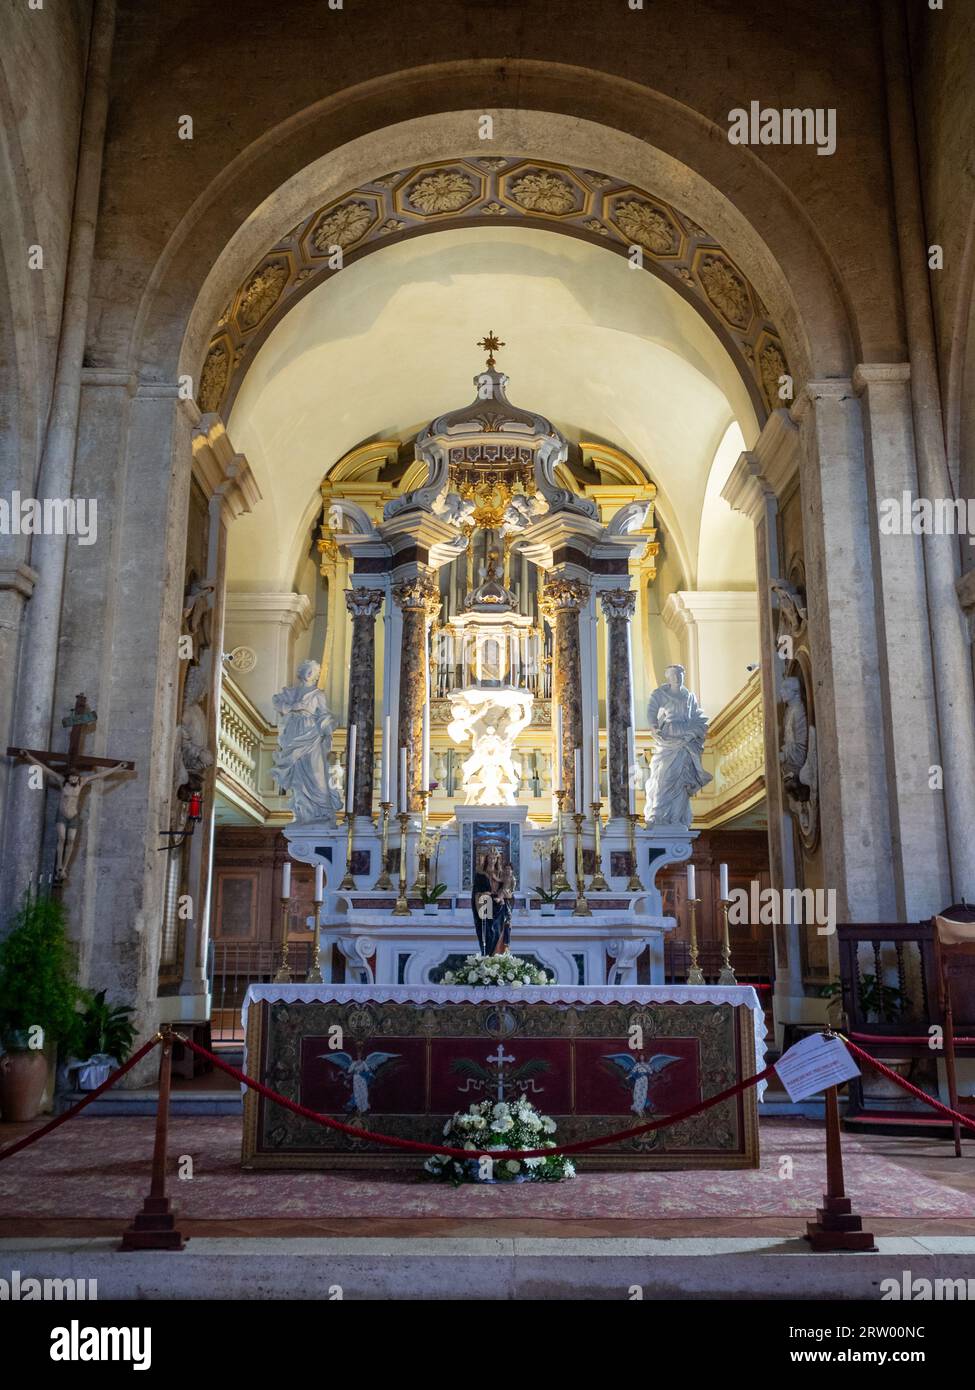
[7,693,135,780]
[7,694,136,889]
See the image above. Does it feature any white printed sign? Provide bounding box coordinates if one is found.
[774,1032,860,1103]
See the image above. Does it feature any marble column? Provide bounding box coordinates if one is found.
[345,586,384,817]
[599,587,637,819]
[545,577,590,808]
[393,574,438,811]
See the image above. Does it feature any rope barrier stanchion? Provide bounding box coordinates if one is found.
[843,1036,975,1136]
[805,1082,876,1253]
[0,1036,161,1164]
[120,1026,184,1252]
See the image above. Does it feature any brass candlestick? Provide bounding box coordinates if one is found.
[686,895,705,985]
[392,811,411,916]
[552,788,571,893]
[410,789,430,892]
[273,895,292,983]
[588,801,610,892]
[626,812,645,891]
[339,813,356,889]
[373,801,393,889]
[572,812,591,917]
[718,898,737,984]
[305,893,324,983]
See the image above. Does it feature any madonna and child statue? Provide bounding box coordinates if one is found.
[471,846,514,955]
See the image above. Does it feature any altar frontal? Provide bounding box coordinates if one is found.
[241,985,761,1171]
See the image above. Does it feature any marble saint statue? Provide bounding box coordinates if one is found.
[643,664,712,827]
[270,659,342,824]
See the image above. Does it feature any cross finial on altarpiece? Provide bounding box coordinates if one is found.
[477,330,505,370]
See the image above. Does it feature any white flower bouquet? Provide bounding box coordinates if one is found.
[443,952,551,987]
[424,1096,575,1185]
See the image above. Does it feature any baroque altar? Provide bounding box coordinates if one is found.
[241,983,764,1171]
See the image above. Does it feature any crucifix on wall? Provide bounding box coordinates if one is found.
[7,693,135,886]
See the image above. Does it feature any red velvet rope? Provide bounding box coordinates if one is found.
[841,1036,975,1134]
[849,1030,975,1046]
[0,1037,160,1163]
[179,1033,774,1160]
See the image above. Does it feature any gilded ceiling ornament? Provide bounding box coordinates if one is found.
[311,201,373,253]
[759,341,788,407]
[408,171,475,214]
[584,219,609,236]
[478,157,508,170]
[509,172,576,214]
[614,200,679,255]
[699,255,752,327]
[481,202,508,216]
[198,343,229,412]
[237,261,288,330]
[379,219,404,235]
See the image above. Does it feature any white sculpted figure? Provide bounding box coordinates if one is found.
[447,688,533,805]
[643,664,712,827]
[271,659,342,823]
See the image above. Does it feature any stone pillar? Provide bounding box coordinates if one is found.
[344,586,384,817]
[545,577,590,808]
[599,587,637,819]
[393,574,438,811]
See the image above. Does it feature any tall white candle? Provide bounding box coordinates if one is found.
[592,716,601,803]
[345,724,357,813]
[719,862,729,900]
[399,747,408,814]
[380,714,390,802]
[627,727,637,815]
[314,862,324,900]
[421,702,430,791]
[281,861,291,899]
[574,748,584,815]
[686,863,696,899]
[553,705,564,791]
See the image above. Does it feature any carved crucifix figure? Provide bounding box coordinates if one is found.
[7,693,135,883]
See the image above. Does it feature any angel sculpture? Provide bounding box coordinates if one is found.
[318,1050,400,1114]
[601,1052,682,1115]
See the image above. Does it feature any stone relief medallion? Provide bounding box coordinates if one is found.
[759,340,789,410]
[509,172,576,214]
[227,645,257,674]
[311,201,374,253]
[698,254,752,328]
[237,261,289,330]
[199,343,230,413]
[407,171,476,214]
[613,199,680,255]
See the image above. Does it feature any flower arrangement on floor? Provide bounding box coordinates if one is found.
[443,953,551,986]
[424,1097,576,1184]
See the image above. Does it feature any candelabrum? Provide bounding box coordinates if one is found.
[571,812,592,917]
[273,894,292,983]
[339,812,356,890]
[305,891,324,983]
[588,802,610,892]
[392,811,411,916]
[626,813,645,891]
[686,896,705,985]
[552,789,571,893]
[410,790,430,892]
[373,802,393,890]
[717,897,738,984]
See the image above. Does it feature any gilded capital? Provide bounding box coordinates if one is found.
[543,576,591,612]
[392,574,439,613]
[344,586,384,620]
[599,587,637,621]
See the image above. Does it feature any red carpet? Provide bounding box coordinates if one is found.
[0,1117,970,1220]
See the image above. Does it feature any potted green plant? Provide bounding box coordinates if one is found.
[420,827,446,915]
[421,882,448,916]
[0,893,81,1121]
[531,835,562,915]
[66,989,137,1092]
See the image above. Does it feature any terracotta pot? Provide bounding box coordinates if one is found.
[0,1048,49,1122]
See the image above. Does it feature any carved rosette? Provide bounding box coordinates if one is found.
[509,172,576,214]
[407,171,475,214]
[698,254,752,328]
[312,201,374,252]
[613,200,680,255]
[237,261,289,330]
[198,343,230,412]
